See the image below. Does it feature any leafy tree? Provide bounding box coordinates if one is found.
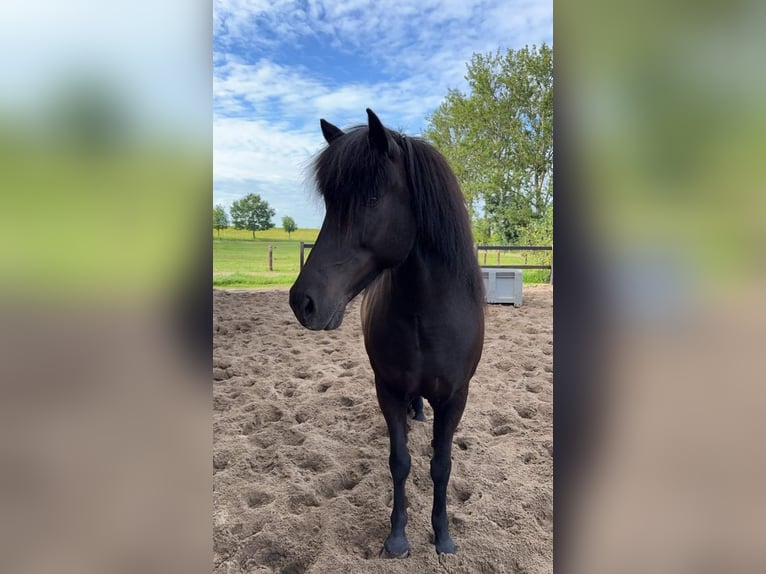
[282,215,297,239]
[230,193,275,239]
[471,216,494,246]
[213,204,228,239]
[518,204,553,273]
[425,44,553,244]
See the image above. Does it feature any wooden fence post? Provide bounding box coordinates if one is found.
[299,242,305,270]
[269,245,273,272]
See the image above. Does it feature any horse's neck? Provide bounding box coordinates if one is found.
[389,244,467,303]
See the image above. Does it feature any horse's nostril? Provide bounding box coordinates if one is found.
[303,295,315,318]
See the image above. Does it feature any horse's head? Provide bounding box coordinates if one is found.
[290,109,416,330]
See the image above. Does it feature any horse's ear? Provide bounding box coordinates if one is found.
[366,108,391,156]
[320,119,344,144]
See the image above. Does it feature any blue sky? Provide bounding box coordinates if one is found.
[214,0,552,229]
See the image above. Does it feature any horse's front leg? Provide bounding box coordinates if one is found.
[375,380,411,558]
[430,387,468,554]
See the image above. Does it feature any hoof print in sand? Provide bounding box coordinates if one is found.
[514,404,537,419]
[455,436,473,451]
[451,481,473,503]
[296,451,331,473]
[246,490,273,508]
[316,382,331,393]
[316,464,367,499]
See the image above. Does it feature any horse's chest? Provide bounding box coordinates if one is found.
[363,313,421,364]
[363,311,460,378]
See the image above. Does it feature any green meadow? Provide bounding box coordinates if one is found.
[213,227,551,288]
[213,228,317,288]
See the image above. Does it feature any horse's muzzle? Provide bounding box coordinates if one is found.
[289,285,346,330]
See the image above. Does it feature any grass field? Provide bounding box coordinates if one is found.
[213,228,552,288]
[213,228,316,288]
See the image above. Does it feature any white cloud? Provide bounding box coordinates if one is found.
[213,116,325,227]
[214,0,552,124]
[215,0,551,89]
[214,117,317,182]
[214,55,443,139]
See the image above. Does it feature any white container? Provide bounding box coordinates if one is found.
[480,268,523,306]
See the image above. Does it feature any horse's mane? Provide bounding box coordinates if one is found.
[312,125,483,301]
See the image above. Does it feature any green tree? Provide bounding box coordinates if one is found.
[230,193,275,239]
[471,216,494,246]
[518,204,553,275]
[425,44,553,244]
[282,215,297,239]
[213,204,228,239]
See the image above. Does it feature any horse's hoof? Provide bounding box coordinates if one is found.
[379,546,410,559]
[435,538,457,555]
[380,538,410,559]
[413,412,427,422]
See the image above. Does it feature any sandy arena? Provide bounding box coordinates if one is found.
[213,285,552,573]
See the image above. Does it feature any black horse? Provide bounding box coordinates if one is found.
[290,109,484,557]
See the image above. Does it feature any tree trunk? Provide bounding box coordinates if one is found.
[252,229,255,240]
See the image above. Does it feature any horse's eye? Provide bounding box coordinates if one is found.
[368,195,378,207]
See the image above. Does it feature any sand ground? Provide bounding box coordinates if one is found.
[213,285,552,573]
